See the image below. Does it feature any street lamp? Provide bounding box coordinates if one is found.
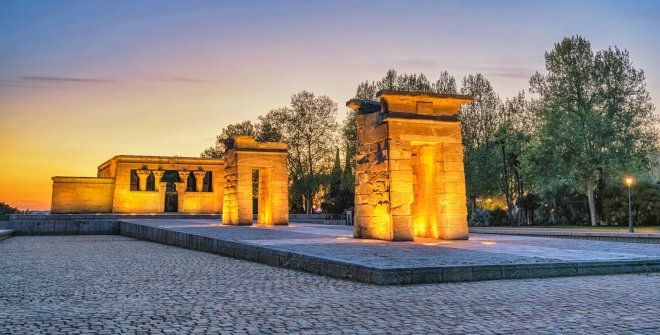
[624,176,635,233]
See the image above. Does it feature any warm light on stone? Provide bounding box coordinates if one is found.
[222,136,289,226]
[193,170,207,192]
[51,155,224,214]
[348,90,473,241]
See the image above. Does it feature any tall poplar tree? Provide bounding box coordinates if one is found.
[528,35,658,226]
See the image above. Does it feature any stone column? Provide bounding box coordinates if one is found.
[154,169,166,212]
[178,170,191,189]
[175,181,186,212]
[152,170,165,191]
[193,171,207,192]
[136,169,151,191]
[157,181,167,212]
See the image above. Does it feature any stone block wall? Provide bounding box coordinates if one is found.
[108,157,224,214]
[51,177,115,213]
[349,90,472,241]
[222,136,289,226]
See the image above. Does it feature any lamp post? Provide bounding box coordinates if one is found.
[624,176,634,233]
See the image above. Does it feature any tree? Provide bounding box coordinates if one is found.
[268,91,339,213]
[433,71,458,94]
[459,74,502,212]
[0,201,19,221]
[323,148,353,214]
[528,35,658,226]
[201,120,282,158]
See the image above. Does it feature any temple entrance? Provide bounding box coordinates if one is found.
[163,171,180,213]
[411,144,438,238]
[165,191,178,212]
[249,168,274,224]
[255,168,274,226]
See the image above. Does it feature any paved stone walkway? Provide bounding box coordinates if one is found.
[1,236,659,334]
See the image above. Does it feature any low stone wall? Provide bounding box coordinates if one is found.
[469,227,660,244]
[11,219,119,236]
[288,214,349,225]
[7,214,221,236]
[0,229,13,241]
[51,176,115,213]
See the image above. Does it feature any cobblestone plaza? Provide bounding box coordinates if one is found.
[2,235,659,334]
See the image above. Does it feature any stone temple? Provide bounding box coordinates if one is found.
[51,90,472,240]
[50,136,289,226]
[347,90,473,241]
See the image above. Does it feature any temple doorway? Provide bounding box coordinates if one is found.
[411,144,438,238]
[163,171,179,213]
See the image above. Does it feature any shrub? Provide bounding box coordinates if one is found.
[469,209,491,227]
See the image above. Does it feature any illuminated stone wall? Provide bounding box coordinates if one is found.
[51,155,224,214]
[105,156,224,214]
[51,177,115,213]
[348,90,473,241]
[222,136,288,226]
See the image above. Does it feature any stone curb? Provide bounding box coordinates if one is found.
[0,229,13,241]
[470,228,660,244]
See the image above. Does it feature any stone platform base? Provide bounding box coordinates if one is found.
[119,219,660,285]
[4,216,660,284]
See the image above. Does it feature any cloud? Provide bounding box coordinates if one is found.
[0,83,50,88]
[21,76,120,84]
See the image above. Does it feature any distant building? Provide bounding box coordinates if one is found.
[51,155,224,214]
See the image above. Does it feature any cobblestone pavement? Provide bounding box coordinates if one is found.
[1,236,659,335]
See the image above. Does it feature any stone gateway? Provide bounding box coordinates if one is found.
[347,90,473,241]
[222,136,289,226]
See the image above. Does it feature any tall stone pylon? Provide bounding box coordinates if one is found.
[347,90,473,241]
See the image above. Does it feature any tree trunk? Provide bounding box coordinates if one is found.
[305,191,313,214]
[586,183,598,226]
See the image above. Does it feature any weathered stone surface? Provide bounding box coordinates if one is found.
[51,155,225,214]
[348,91,473,241]
[222,136,289,226]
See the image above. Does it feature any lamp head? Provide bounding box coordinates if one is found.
[624,176,635,187]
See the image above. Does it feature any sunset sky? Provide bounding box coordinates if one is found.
[1,0,659,210]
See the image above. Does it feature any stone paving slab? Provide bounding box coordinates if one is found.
[470,227,660,243]
[120,219,660,285]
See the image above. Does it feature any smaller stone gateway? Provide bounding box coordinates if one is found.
[222,136,289,226]
[347,90,473,241]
